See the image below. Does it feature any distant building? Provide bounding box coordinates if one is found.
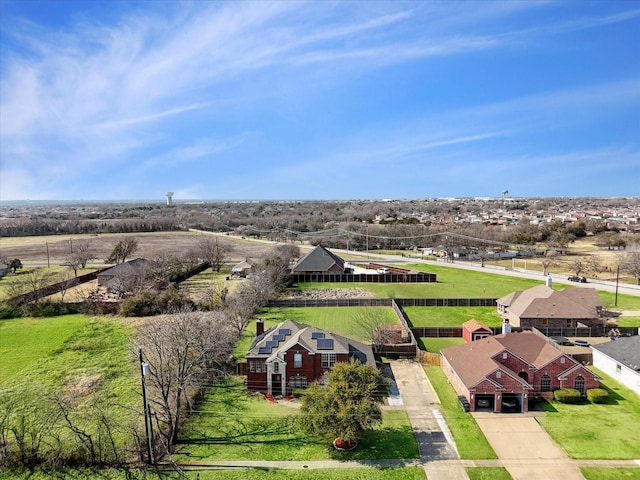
[231,258,255,278]
[496,285,602,329]
[292,245,345,275]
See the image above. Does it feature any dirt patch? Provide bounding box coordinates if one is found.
[287,288,374,300]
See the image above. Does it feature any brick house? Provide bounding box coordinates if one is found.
[97,258,150,291]
[496,284,603,329]
[292,245,345,275]
[246,319,375,396]
[441,331,600,413]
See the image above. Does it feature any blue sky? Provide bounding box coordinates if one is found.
[1,0,639,201]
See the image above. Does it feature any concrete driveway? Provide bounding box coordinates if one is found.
[472,412,585,480]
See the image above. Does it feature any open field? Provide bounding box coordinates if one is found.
[581,467,640,480]
[418,337,465,352]
[172,377,419,462]
[536,368,640,459]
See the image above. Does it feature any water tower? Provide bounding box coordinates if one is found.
[166,192,174,206]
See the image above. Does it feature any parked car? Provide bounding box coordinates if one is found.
[458,395,470,412]
[502,399,518,410]
[568,275,587,283]
[573,339,591,347]
[376,267,390,274]
[477,398,491,408]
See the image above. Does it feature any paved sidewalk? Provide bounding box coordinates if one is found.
[473,412,583,480]
[389,360,469,480]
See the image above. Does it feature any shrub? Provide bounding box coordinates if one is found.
[554,388,582,403]
[587,388,609,403]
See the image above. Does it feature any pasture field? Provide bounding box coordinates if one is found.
[536,368,640,460]
[172,377,419,462]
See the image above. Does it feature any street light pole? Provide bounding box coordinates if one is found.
[139,348,155,465]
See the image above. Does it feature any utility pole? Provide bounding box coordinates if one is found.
[46,243,50,268]
[139,348,155,465]
[614,265,620,307]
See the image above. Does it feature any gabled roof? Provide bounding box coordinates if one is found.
[462,319,492,333]
[99,258,149,276]
[231,258,254,272]
[292,245,344,273]
[441,331,571,389]
[497,285,601,319]
[247,320,375,366]
[592,336,640,372]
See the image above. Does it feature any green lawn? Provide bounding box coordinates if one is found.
[259,306,397,341]
[0,314,89,383]
[423,365,496,459]
[581,467,640,480]
[403,306,502,328]
[0,467,427,480]
[466,467,513,480]
[537,368,640,459]
[418,337,465,353]
[173,378,419,462]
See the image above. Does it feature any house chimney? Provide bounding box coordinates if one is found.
[256,318,264,336]
[546,277,553,288]
[502,319,511,334]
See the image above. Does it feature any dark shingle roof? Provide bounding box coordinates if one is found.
[592,336,640,371]
[292,245,344,273]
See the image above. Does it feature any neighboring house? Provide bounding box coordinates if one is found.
[97,258,150,291]
[462,319,493,342]
[231,258,254,278]
[496,284,603,329]
[441,331,600,413]
[292,245,345,275]
[246,319,375,396]
[592,336,640,397]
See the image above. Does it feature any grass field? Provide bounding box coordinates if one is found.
[418,337,465,352]
[403,306,502,328]
[536,368,640,459]
[0,314,89,383]
[466,467,513,480]
[581,467,640,480]
[423,365,496,459]
[173,378,419,462]
[0,467,427,480]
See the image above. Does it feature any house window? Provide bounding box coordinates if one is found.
[502,352,507,359]
[565,320,572,327]
[294,353,302,368]
[322,354,337,368]
[541,318,548,326]
[575,375,585,395]
[273,362,279,373]
[496,371,502,378]
[560,357,565,364]
[289,376,308,389]
[540,374,551,392]
[616,364,622,374]
[518,371,529,383]
[250,360,266,373]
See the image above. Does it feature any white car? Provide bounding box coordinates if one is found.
[377,267,389,274]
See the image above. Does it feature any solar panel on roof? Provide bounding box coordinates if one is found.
[266,340,278,348]
[317,338,334,350]
[273,334,285,342]
[311,332,325,339]
[258,347,272,354]
[279,328,292,336]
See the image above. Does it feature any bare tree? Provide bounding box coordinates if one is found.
[135,307,237,449]
[620,252,640,285]
[71,241,95,270]
[539,251,561,276]
[197,237,229,272]
[106,238,138,265]
[353,308,398,354]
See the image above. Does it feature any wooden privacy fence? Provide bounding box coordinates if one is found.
[291,272,437,283]
[267,297,498,308]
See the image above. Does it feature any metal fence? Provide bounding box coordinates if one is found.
[291,272,437,283]
[267,297,498,308]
